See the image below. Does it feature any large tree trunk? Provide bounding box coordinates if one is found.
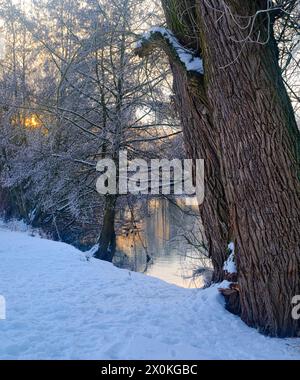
[95,194,117,262]
[196,0,300,336]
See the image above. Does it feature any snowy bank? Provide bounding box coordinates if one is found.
[0,229,299,359]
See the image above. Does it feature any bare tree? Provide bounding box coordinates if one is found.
[0,0,182,262]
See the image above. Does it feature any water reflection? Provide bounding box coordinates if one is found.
[114,199,211,288]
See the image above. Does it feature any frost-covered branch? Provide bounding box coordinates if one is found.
[135,27,204,75]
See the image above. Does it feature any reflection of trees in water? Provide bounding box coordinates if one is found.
[114,198,212,285]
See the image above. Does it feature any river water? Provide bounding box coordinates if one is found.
[114,199,210,288]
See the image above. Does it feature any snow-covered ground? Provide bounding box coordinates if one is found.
[0,228,299,360]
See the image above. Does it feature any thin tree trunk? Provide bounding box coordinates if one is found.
[196,0,300,336]
[95,194,117,262]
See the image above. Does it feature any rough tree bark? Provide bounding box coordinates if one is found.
[194,0,300,336]
[148,0,300,336]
